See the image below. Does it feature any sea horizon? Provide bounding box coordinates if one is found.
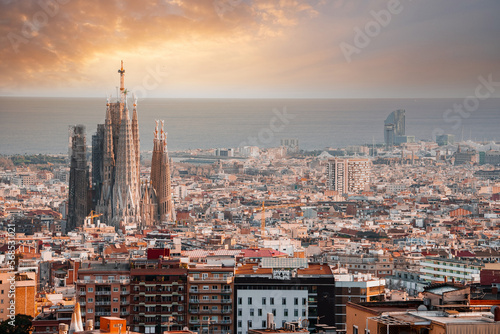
[1,97,499,155]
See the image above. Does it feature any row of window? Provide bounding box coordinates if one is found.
[238,297,306,305]
[80,287,126,293]
[238,308,306,317]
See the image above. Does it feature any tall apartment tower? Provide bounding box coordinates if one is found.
[326,158,371,194]
[67,124,90,232]
[384,109,405,148]
[95,61,141,227]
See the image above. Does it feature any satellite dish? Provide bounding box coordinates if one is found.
[417,305,427,312]
[183,327,189,331]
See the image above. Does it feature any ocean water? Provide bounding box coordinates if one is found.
[0,97,499,155]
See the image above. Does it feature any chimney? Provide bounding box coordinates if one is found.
[59,324,69,334]
[86,319,94,331]
[494,306,500,322]
[444,276,447,283]
[267,313,274,329]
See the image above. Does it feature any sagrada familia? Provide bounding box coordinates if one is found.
[67,61,174,232]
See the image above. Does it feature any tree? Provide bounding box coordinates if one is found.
[0,314,33,334]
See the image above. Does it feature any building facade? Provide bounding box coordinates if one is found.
[76,262,131,329]
[384,109,405,148]
[187,265,234,334]
[326,158,371,194]
[234,259,335,334]
[67,124,90,231]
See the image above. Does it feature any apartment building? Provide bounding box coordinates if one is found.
[334,274,385,332]
[129,258,188,334]
[187,265,234,334]
[234,258,335,334]
[76,262,131,329]
[338,253,394,278]
[420,257,483,284]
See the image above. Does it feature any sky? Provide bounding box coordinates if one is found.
[0,0,499,98]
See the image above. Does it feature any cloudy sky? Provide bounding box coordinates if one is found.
[1,0,499,98]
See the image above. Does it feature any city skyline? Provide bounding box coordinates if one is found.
[0,0,499,98]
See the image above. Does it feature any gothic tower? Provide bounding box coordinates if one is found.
[68,125,90,231]
[94,61,141,228]
[148,120,174,224]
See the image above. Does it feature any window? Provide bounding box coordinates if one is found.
[113,308,118,313]
[302,309,306,317]
[248,297,252,305]
[262,297,266,305]
[113,298,118,302]
[238,321,242,328]
[284,309,288,317]
[238,309,242,316]
[262,321,266,328]
[282,297,286,305]
[203,286,209,290]
[294,309,298,317]
[270,297,274,305]
[272,309,276,316]
[87,298,93,303]
[238,297,242,305]
[302,298,306,305]
[258,309,262,316]
[248,321,252,328]
[212,296,218,300]
[294,298,298,305]
[212,285,218,290]
[88,287,93,292]
[353,326,358,334]
[113,287,119,292]
[87,309,93,313]
[250,309,254,316]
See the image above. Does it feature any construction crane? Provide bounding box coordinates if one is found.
[260,201,299,238]
[85,210,103,226]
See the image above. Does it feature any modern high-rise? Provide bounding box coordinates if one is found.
[94,61,142,227]
[384,109,405,148]
[68,124,90,231]
[326,158,371,194]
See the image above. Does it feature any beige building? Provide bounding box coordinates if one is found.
[326,158,371,194]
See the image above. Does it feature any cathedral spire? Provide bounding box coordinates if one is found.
[118,60,125,103]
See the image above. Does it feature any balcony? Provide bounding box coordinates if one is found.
[79,291,86,296]
[95,291,111,295]
[222,309,232,314]
[95,301,111,306]
[120,291,130,295]
[79,302,86,307]
[121,311,130,316]
[189,320,200,324]
[188,277,233,284]
[96,312,111,316]
[190,300,200,304]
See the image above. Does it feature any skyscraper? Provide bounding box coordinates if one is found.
[384,109,405,148]
[95,61,141,227]
[326,157,371,194]
[67,124,90,232]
